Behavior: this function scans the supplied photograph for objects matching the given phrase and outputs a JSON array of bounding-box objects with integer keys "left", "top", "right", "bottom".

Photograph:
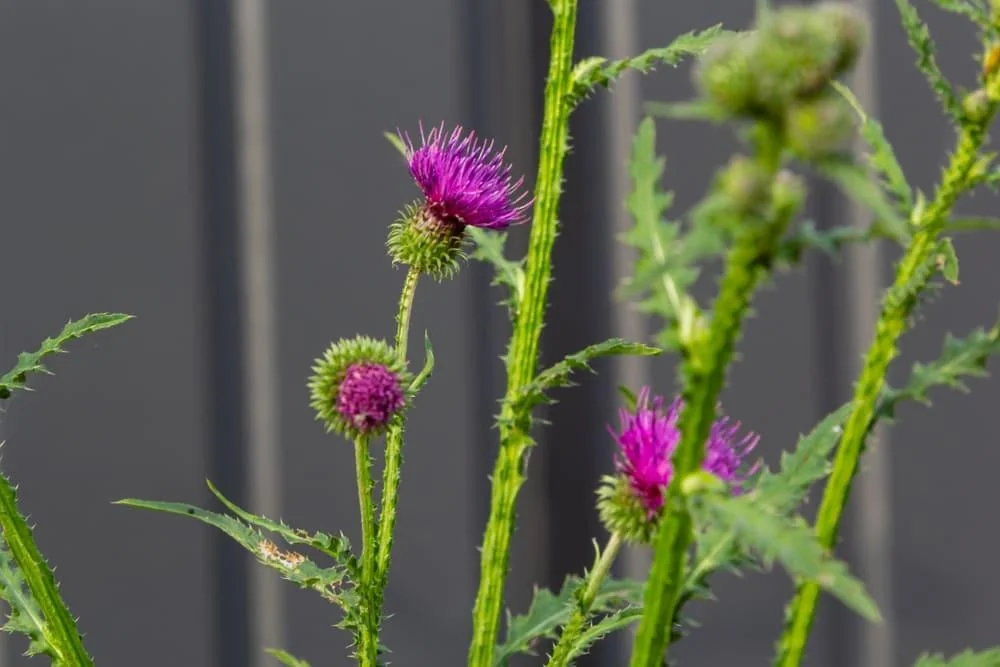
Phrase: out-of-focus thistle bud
[
  {"left": 718, "top": 155, "right": 771, "bottom": 215},
  {"left": 992, "top": 0, "right": 1000, "bottom": 30},
  {"left": 983, "top": 43, "right": 1000, "bottom": 82},
  {"left": 963, "top": 89, "right": 992, "bottom": 123},
  {"left": 753, "top": 3, "right": 867, "bottom": 110},
  {"left": 770, "top": 170, "right": 807, "bottom": 218},
  {"left": 693, "top": 33, "right": 760, "bottom": 117},
  {"left": 785, "top": 92, "right": 855, "bottom": 161}
]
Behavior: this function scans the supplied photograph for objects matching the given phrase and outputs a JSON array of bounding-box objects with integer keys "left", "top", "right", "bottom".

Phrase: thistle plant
[{"left": 6, "top": 0, "right": 1000, "bottom": 666}]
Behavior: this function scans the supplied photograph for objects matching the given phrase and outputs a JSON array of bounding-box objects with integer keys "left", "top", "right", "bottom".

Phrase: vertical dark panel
[
  {"left": 194, "top": 1, "right": 252, "bottom": 665},
  {"left": 0, "top": 2, "right": 213, "bottom": 665}
]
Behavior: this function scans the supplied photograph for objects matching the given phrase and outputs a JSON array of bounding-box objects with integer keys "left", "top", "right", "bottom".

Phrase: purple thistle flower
[
  {"left": 609, "top": 387, "right": 759, "bottom": 519},
  {"left": 399, "top": 122, "right": 531, "bottom": 230},
  {"left": 336, "top": 362, "right": 406, "bottom": 434}
]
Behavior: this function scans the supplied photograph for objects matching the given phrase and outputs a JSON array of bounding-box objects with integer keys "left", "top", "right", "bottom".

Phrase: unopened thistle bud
[
  {"left": 718, "top": 155, "right": 771, "bottom": 215},
  {"left": 753, "top": 3, "right": 866, "bottom": 109},
  {"left": 694, "top": 33, "right": 760, "bottom": 117},
  {"left": 388, "top": 123, "right": 531, "bottom": 281},
  {"left": 963, "top": 89, "right": 992, "bottom": 123},
  {"left": 308, "top": 336, "right": 412, "bottom": 440},
  {"left": 596, "top": 388, "right": 759, "bottom": 545},
  {"left": 785, "top": 92, "right": 855, "bottom": 161},
  {"left": 770, "top": 170, "right": 807, "bottom": 217}
]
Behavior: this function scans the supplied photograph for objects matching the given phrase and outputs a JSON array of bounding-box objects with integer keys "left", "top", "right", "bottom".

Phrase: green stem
[
  {"left": 546, "top": 533, "right": 624, "bottom": 667},
  {"left": 774, "top": 111, "right": 996, "bottom": 666},
  {"left": 467, "top": 4, "right": 579, "bottom": 664},
  {"left": 630, "top": 144, "right": 792, "bottom": 667},
  {"left": 372, "top": 266, "right": 420, "bottom": 644},
  {"left": 0, "top": 471, "right": 94, "bottom": 666},
  {"left": 355, "top": 436, "right": 379, "bottom": 667}
]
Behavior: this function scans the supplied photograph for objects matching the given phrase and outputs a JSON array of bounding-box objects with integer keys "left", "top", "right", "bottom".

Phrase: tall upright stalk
[
  {"left": 466, "top": 2, "right": 579, "bottom": 665},
  {"left": 774, "top": 89, "right": 999, "bottom": 667}
]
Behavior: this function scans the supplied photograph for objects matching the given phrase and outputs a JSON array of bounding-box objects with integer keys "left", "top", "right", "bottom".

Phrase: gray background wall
[{"left": 0, "top": 1, "right": 996, "bottom": 666}]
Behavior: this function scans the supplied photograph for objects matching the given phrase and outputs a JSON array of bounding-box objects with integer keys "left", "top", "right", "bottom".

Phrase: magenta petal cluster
[
  {"left": 336, "top": 362, "right": 406, "bottom": 434},
  {"left": 400, "top": 122, "right": 531, "bottom": 230},
  {"left": 610, "top": 388, "right": 759, "bottom": 518}
]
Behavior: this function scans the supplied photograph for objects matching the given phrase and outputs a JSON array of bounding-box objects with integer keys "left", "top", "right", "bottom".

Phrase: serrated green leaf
[
  {"left": 692, "top": 493, "right": 881, "bottom": 622},
  {"left": 467, "top": 227, "right": 526, "bottom": 321},
  {"left": 895, "top": 0, "right": 963, "bottom": 120},
  {"left": 753, "top": 403, "right": 854, "bottom": 515},
  {"left": 878, "top": 315, "right": 1000, "bottom": 420},
  {"left": 833, "top": 81, "right": 913, "bottom": 212},
  {"left": 565, "top": 606, "right": 644, "bottom": 662},
  {"left": 0, "top": 313, "right": 132, "bottom": 399},
  {"left": 914, "top": 647, "right": 1000, "bottom": 667},
  {"left": 937, "top": 238, "right": 960, "bottom": 284},
  {"left": 117, "top": 496, "right": 354, "bottom": 606},
  {"left": 493, "top": 576, "right": 644, "bottom": 666},
  {"left": 568, "top": 26, "right": 726, "bottom": 106},
  {"left": 511, "top": 339, "right": 661, "bottom": 417},
  {"left": 266, "top": 648, "right": 312, "bottom": 667},
  {"left": 205, "top": 480, "right": 359, "bottom": 578},
  {"left": 0, "top": 543, "right": 54, "bottom": 658},
  {"left": 815, "top": 156, "right": 911, "bottom": 244},
  {"left": 644, "top": 99, "right": 729, "bottom": 123},
  {"left": 774, "top": 221, "right": 872, "bottom": 267},
  {"left": 409, "top": 331, "right": 435, "bottom": 392},
  {"left": 925, "top": 0, "right": 991, "bottom": 28},
  {"left": 943, "top": 216, "right": 1000, "bottom": 233}
]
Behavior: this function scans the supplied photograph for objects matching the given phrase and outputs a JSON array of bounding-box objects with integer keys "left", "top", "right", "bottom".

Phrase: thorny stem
[
  {"left": 354, "top": 436, "right": 379, "bottom": 667},
  {"left": 546, "top": 533, "right": 624, "bottom": 667},
  {"left": 466, "top": 1, "right": 579, "bottom": 665},
  {"left": 631, "top": 124, "right": 791, "bottom": 667},
  {"left": 774, "top": 86, "right": 999, "bottom": 667},
  {"left": 372, "top": 266, "right": 421, "bottom": 644}
]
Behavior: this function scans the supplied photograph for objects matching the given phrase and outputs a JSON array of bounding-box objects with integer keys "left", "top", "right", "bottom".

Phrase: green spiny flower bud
[
  {"left": 388, "top": 202, "right": 467, "bottom": 281},
  {"left": 785, "top": 92, "right": 855, "bottom": 161},
  {"left": 770, "top": 170, "right": 807, "bottom": 218},
  {"left": 597, "top": 475, "right": 659, "bottom": 545},
  {"left": 815, "top": 2, "right": 868, "bottom": 75},
  {"left": 308, "top": 336, "right": 413, "bottom": 440},
  {"left": 718, "top": 155, "right": 771, "bottom": 215},
  {"left": 693, "top": 33, "right": 760, "bottom": 117},
  {"left": 753, "top": 4, "right": 858, "bottom": 109},
  {"left": 963, "top": 89, "right": 992, "bottom": 123}
]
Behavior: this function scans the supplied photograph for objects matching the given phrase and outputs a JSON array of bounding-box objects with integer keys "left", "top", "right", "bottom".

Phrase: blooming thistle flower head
[
  {"left": 308, "top": 336, "right": 412, "bottom": 440},
  {"left": 597, "top": 388, "right": 759, "bottom": 544},
  {"left": 387, "top": 122, "right": 531, "bottom": 280}
]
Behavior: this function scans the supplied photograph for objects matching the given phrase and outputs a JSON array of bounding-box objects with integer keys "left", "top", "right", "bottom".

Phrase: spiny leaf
[
  {"left": 0, "top": 313, "right": 132, "bottom": 399},
  {"left": 815, "top": 156, "right": 911, "bottom": 244},
  {"left": 774, "top": 221, "right": 872, "bottom": 267},
  {"left": 467, "top": 227, "right": 525, "bottom": 320},
  {"left": 266, "top": 648, "right": 312, "bottom": 667},
  {"left": 926, "top": 0, "right": 991, "bottom": 28},
  {"left": 752, "top": 403, "right": 854, "bottom": 515},
  {"left": 0, "top": 544, "right": 53, "bottom": 658},
  {"left": 0, "top": 470, "right": 93, "bottom": 665},
  {"left": 937, "top": 237, "right": 960, "bottom": 284},
  {"left": 620, "top": 117, "right": 715, "bottom": 349},
  {"left": 895, "top": 0, "right": 963, "bottom": 120},
  {"left": 511, "top": 339, "right": 661, "bottom": 416},
  {"left": 565, "top": 606, "right": 644, "bottom": 662},
  {"left": 205, "top": 480, "right": 359, "bottom": 578},
  {"left": 493, "top": 576, "right": 644, "bottom": 666},
  {"left": 644, "top": 99, "right": 729, "bottom": 123},
  {"left": 691, "top": 493, "right": 881, "bottom": 622},
  {"left": 943, "top": 216, "right": 1000, "bottom": 233},
  {"left": 409, "top": 331, "right": 435, "bottom": 393},
  {"left": 915, "top": 647, "right": 1000, "bottom": 666},
  {"left": 877, "top": 314, "right": 1000, "bottom": 421},
  {"left": 568, "top": 26, "right": 727, "bottom": 106},
  {"left": 833, "top": 81, "right": 913, "bottom": 212},
  {"left": 117, "top": 497, "right": 354, "bottom": 606}
]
